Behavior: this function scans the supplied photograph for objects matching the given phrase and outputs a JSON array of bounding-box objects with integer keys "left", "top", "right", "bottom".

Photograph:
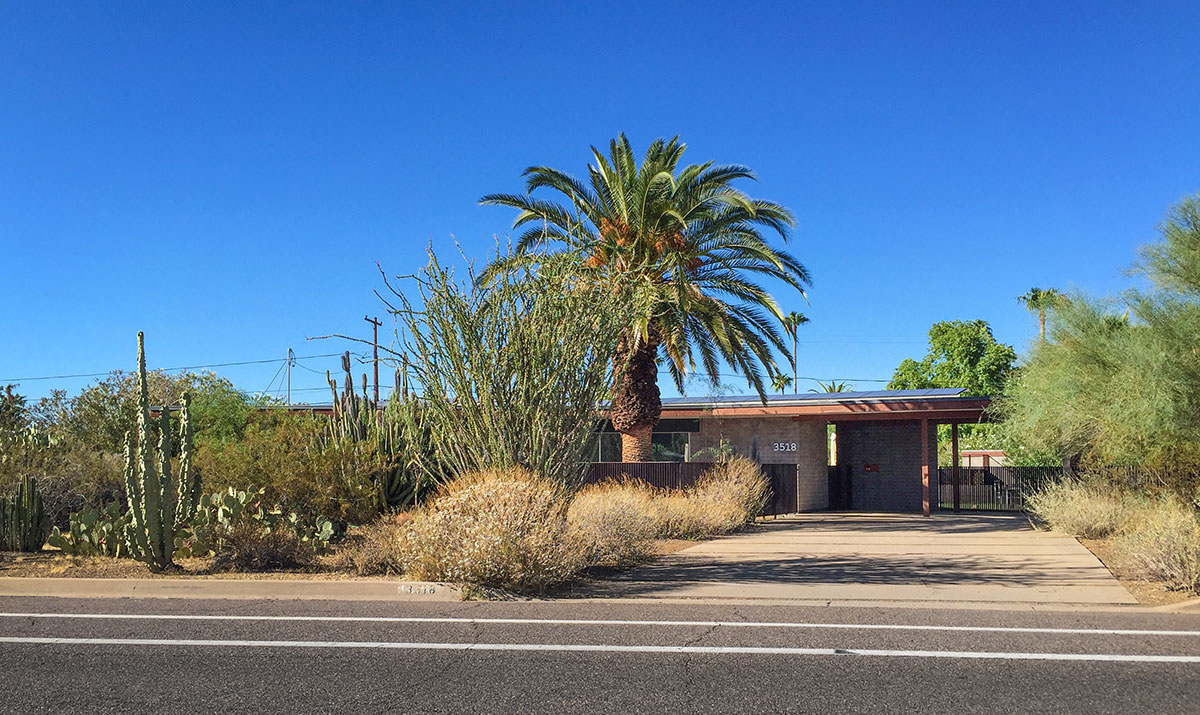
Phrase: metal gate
[{"left": 936, "top": 466, "right": 1058, "bottom": 511}]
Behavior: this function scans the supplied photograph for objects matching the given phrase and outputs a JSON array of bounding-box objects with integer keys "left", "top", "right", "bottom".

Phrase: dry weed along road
[{"left": 0, "top": 597, "right": 1198, "bottom": 714}]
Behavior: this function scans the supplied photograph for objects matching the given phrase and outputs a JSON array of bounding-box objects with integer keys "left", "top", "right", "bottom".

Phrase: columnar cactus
[
  {"left": 0, "top": 476, "right": 49, "bottom": 552},
  {"left": 124, "top": 332, "right": 201, "bottom": 571}
]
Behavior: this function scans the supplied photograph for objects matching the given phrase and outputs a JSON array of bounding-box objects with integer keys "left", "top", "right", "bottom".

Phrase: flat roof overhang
[{"left": 657, "top": 393, "right": 990, "bottom": 423}]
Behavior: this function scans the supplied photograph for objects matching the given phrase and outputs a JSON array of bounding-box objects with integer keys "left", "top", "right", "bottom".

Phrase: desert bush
[
  {"left": 653, "top": 489, "right": 743, "bottom": 539},
  {"left": 657, "top": 458, "right": 769, "bottom": 538},
  {"left": 334, "top": 514, "right": 409, "bottom": 576},
  {"left": 210, "top": 520, "right": 314, "bottom": 571},
  {"left": 181, "top": 487, "right": 334, "bottom": 558},
  {"left": 694, "top": 457, "right": 771, "bottom": 526},
  {"left": 195, "top": 412, "right": 381, "bottom": 527},
  {"left": 567, "top": 480, "right": 657, "bottom": 567},
  {"left": 399, "top": 468, "right": 582, "bottom": 592},
  {"left": 1115, "top": 500, "right": 1200, "bottom": 593},
  {"left": 1026, "top": 478, "right": 1136, "bottom": 538}
]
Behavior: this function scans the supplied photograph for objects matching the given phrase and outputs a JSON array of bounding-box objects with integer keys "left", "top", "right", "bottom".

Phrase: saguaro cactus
[
  {"left": 124, "top": 332, "right": 202, "bottom": 571},
  {"left": 0, "top": 476, "right": 49, "bottom": 552}
]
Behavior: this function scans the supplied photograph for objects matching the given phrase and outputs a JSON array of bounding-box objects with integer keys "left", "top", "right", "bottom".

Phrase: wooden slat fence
[{"left": 582, "top": 462, "right": 801, "bottom": 516}]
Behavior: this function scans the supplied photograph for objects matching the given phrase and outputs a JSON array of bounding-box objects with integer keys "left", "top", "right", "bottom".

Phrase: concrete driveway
[{"left": 586, "top": 513, "right": 1138, "bottom": 608}]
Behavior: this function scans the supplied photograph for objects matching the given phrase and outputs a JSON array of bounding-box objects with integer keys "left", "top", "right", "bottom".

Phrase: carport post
[
  {"left": 921, "top": 418, "right": 931, "bottom": 517},
  {"left": 951, "top": 422, "right": 961, "bottom": 513}
]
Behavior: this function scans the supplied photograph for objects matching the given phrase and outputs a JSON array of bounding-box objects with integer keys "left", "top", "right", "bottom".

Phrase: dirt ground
[
  {"left": 0, "top": 550, "right": 360, "bottom": 580},
  {"left": 0, "top": 538, "right": 704, "bottom": 581},
  {"left": 1079, "top": 537, "right": 1193, "bottom": 607}
]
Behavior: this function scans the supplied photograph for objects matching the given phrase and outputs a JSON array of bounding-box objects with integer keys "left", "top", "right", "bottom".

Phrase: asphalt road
[{"left": 1, "top": 597, "right": 1198, "bottom": 714}]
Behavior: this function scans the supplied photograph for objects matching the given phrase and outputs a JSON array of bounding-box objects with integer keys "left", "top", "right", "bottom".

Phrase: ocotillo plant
[
  {"left": 0, "top": 476, "right": 49, "bottom": 552},
  {"left": 123, "top": 332, "right": 202, "bottom": 571}
]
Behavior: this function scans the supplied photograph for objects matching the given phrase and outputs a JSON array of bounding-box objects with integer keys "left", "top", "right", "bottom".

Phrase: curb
[
  {"left": 1154, "top": 597, "right": 1200, "bottom": 614},
  {"left": 0, "top": 577, "right": 463, "bottom": 602}
]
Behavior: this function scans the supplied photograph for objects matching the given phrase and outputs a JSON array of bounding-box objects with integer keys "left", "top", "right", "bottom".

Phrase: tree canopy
[
  {"left": 887, "top": 320, "right": 1016, "bottom": 397},
  {"left": 997, "top": 194, "right": 1200, "bottom": 485}
]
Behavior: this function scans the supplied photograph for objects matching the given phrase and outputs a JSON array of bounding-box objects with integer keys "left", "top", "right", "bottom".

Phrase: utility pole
[
  {"left": 286, "top": 348, "right": 295, "bottom": 405},
  {"left": 364, "top": 316, "right": 382, "bottom": 407}
]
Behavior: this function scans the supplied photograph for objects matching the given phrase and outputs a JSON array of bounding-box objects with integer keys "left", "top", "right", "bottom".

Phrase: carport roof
[{"left": 659, "top": 388, "right": 990, "bottom": 422}]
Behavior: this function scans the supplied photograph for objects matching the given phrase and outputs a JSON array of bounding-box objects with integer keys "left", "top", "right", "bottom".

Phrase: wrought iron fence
[
  {"left": 582, "top": 462, "right": 800, "bottom": 516},
  {"left": 936, "top": 466, "right": 1060, "bottom": 511}
]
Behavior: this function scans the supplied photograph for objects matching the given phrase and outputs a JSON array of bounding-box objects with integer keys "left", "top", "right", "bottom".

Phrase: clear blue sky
[{"left": 3, "top": 1, "right": 1198, "bottom": 402}]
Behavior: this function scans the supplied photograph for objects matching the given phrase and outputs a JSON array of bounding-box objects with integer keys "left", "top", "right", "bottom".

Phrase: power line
[{"left": 0, "top": 352, "right": 359, "bottom": 383}]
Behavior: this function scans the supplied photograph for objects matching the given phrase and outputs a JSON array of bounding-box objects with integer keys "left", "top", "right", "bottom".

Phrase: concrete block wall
[
  {"left": 795, "top": 420, "right": 829, "bottom": 511},
  {"left": 834, "top": 421, "right": 937, "bottom": 513},
  {"left": 688, "top": 415, "right": 829, "bottom": 511}
]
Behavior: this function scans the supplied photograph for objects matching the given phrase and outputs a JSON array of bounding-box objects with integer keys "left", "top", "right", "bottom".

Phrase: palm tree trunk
[
  {"left": 610, "top": 335, "right": 661, "bottom": 462},
  {"left": 1039, "top": 311, "right": 1046, "bottom": 342},
  {"left": 792, "top": 330, "right": 798, "bottom": 394}
]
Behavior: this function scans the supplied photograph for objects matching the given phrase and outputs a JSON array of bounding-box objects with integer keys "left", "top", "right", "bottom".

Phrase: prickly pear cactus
[{"left": 123, "top": 332, "right": 202, "bottom": 571}]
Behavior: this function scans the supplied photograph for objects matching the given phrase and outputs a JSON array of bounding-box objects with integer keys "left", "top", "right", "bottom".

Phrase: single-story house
[{"left": 593, "top": 388, "right": 990, "bottom": 516}]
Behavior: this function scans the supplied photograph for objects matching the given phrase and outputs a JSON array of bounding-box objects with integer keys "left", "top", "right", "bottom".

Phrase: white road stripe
[
  {"left": 0, "top": 636, "right": 1196, "bottom": 662},
  {"left": 0, "top": 612, "right": 1196, "bottom": 637}
]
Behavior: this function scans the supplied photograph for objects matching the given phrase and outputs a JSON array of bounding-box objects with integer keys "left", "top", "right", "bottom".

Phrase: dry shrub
[
  {"left": 694, "top": 457, "right": 771, "bottom": 526},
  {"left": 1115, "top": 500, "right": 1200, "bottom": 593},
  {"left": 654, "top": 491, "right": 742, "bottom": 539},
  {"left": 1026, "top": 479, "right": 1133, "bottom": 538},
  {"left": 211, "top": 522, "right": 313, "bottom": 571},
  {"left": 399, "top": 468, "right": 582, "bottom": 593},
  {"left": 567, "top": 480, "right": 657, "bottom": 567},
  {"left": 658, "top": 458, "right": 769, "bottom": 539},
  {"left": 334, "top": 515, "right": 408, "bottom": 576}
]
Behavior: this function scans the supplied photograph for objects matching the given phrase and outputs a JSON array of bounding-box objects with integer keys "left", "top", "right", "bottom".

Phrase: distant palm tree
[
  {"left": 770, "top": 372, "right": 793, "bottom": 395},
  {"left": 480, "top": 135, "right": 810, "bottom": 461},
  {"left": 1018, "top": 288, "right": 1065, "bottom": 342},
  {"left": 781, "top": 311, "right": 809, "bottom": 394},
  {"left": 809, "top": 379, "right": 852, "bottom": 393}
]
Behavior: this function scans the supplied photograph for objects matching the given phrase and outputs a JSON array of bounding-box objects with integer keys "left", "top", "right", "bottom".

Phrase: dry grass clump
[
  {"left": 334, "top": 514, "right": 409, "bottom": 576},
  {"left": 567, "top": 480, "right": 658, "bottom": 567},
  {"left": 398, "top": 468, "right": 581, "bottom": 593},
  {"left": 1026, "top": 479, "right": 1132, "bottom": 538},
  {"left": 575, "top": 458, "right": 771, "bottom": 542},
  {"left": 1115, "top": 499, "right": 1200, "bottom": 593},
  {"left": 210, "top": 522, "right": 314, "bottom": 572},
  {"left": 1030, "top": 479, "right": 1200, "bottom": 594}
]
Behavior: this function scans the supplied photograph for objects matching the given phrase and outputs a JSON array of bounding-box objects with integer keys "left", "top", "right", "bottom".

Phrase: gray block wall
[
  {"left": 688, "top": 415, "right": 829, "bottom": 511},
  {"left": 834, "top": 420, "right": 937, "bottom": 513}
]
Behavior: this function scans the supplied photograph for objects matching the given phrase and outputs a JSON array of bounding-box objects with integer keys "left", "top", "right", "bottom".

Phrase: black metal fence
[
  {"left": 582, "top": 462, "right": 801, "bottom": 516},
  {"left": 936, "top": 466, "right": 1060, "bottom": 511}
]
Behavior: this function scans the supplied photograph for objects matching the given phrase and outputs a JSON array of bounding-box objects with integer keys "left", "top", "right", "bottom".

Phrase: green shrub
[
  {"left": 1115, "top": 500, "right": 1200, "bottom": 593},
  {"left": 1026, "top": 479, "right": 1134, "bottom": 538},
  {"left": 195, "top": 413, "right": 381, "bottom": 527},
  {"left": 567, "top": 480, "right": 657, "bottom": 567},
  {"left": 399, "top": 468, "right": 582, "bottom": 592}
]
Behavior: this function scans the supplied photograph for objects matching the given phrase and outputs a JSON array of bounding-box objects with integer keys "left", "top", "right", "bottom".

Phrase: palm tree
[
  {"left": 1018, "top": 288, "right": 1064, "bottom": 342},
  {"left": 480, "top": 134, "right": 811, "bottom": 461},
  {"left": 809, "top": 379, "right": 852, "bottom": 393},
  {"left": 781, "top": 311, "right": 809, "bottom": 393},
  {"left": 770, "top": 372, "right": 793, "bottom": 395}
]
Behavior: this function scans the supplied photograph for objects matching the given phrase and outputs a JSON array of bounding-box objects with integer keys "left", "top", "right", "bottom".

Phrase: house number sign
[{"left": 772, "top": 442, "right": 798, "bottom": 452}]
